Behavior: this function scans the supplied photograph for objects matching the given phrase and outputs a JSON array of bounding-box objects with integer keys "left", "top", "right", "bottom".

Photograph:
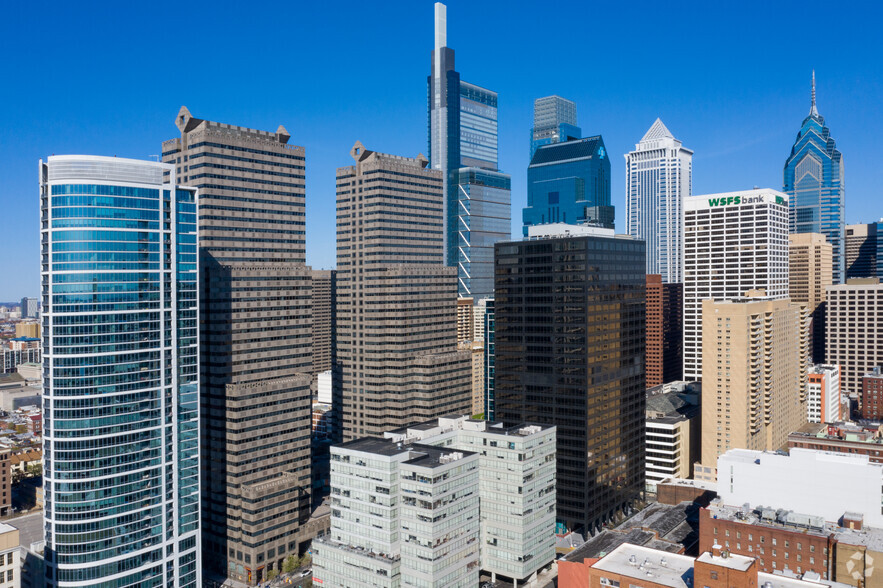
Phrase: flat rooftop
[
  {"left": 334, "top": 437, "right": 476, "bottom": 469},
  {"left": 590, "top": 543, "right": 695, "bottom": 588},
  {"left": 697, "top": 550, "right": 754, "bottom": 571}
]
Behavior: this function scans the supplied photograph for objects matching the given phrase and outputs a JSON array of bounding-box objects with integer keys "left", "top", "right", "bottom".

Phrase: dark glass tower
[
  {"left": 784, "top": 72, "right": 845, "bottom": 284},
  {"left": 494, "top": 228, "right": 646, "bottom": 534},
  {"left": 522, "top": 136, "right": 613, "bottom": 235}
]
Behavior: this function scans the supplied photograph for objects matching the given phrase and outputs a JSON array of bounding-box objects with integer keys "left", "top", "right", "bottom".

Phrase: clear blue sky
[{"left": 1, "top": 0, "right": 881, "bottom": 300}]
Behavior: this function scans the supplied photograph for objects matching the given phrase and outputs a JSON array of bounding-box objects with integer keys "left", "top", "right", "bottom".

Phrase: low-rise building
[
  {"left": 788, "top": 423, "right": 883, "bottom": 464},
  {"left": 0, "top": 523, "right": 20, "bottom": 588}
]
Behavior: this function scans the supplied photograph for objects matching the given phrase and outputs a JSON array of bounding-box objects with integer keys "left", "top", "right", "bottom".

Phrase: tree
[
  {"left": 267, "top": 567, "right": 278, "bottom": 580},
  {"left": 282, "top": 555, "right": 297, "bottom": 574},
  {"left": 300, "top": 553, "right": 311, "bottom": 567}
]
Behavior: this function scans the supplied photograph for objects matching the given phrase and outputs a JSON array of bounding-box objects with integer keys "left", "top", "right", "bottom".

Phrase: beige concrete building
[
  {"left": 0, "top": 523, "right": 19, "bottom": 588},
  {"left": 789, "top": 233, "right": 832, "bottom": 363},
  {"left": 845, "top": 223, "right": 877, "bottom": 279},
  {"left": 13, "top": 323, "right": 39, "bottom": 339},
  {"left": 645, "top": 384, "right": 700, "bottom": 490},
  {"left": 163, "top": 107, "right": 314, "bottom": 585},
  {"left": 827, "top": 278, "right": 883, "bottom": 397},
  {"left": 336, "top": 142, "right": 471, "bottom": 440},
  {"left": 696, "top": 292, "right": 808, "bottom": 481},
  {"left": 460, "top": 341, "right": 485, "bottom": 416},
  {"left": 457, "top": 297, "right": 474, "bottom": 343}
]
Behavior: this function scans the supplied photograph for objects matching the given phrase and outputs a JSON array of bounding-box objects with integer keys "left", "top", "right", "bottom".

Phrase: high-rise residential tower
[
  {"left": 336, "top": 142, "right": 471, "bottom": 440},
  {"left": 789, "top": 233, "right": 832, "bottom": 363},
  {"left": 494, "top": 225, "right": 646, "bottom": 533},
  {"left": 522, "top": 136, "right": 613, "bottom": 234},
  {"left": 625, "top": 118, "right": 693, "bottom": 282},
  {"left": 162, "top": 108, "right": 314, "bottom": 585},
  {"left": 683, "top": 190, "right": 790, "bottom": 382},
  {"left": 784, "top": 73, "right": 845, "bottom": 284},
  {"left": 697, "top": 293, "right": 808, "bottom": 481},
  {"left": 41, "top": 155, "right": 200, "bottom": 587},
  {"left": 530, "top": 95, "right": 582, "bottom": 159},
  {"left": 428, "top": 2, "right": 512, "bottom": 301}
]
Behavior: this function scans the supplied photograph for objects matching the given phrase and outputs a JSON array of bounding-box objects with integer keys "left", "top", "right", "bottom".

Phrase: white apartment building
[
  {"left": 313, "top": 439, "right": 480, "bottom": 588},
  {"left": 807, "top": 364, "right": 841, "bottom": 423},
  {"left": 313, "top": 416, "right": 556, "bottom": 587},
  {"left": 826, "top": 278, "right": 883, "bottom": 396},
  {"left": 683, "top": 189, "right": 790, "bottom": 381},
  {"left": 625, "top": 118, "right": 693, "bottom": 283},
  {"left": 717, "top": 448, "right": 883, "bottom": 527},
  {"left": 385, "top": 416, "right": 557, "bottom": 584}
]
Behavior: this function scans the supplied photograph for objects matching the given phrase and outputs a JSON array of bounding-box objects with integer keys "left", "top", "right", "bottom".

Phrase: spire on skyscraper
[{"left": 810, "top": 70, "right": 819, "bottom": 117}]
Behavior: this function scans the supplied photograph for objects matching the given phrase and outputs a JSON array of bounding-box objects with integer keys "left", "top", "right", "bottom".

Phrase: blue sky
[{"left": 1, "top": 0, "right": 881, "bottom": 300}]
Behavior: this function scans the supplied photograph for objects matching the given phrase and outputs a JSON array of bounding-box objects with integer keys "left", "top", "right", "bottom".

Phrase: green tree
[
  {"left": 267, "top": 567, "right": 278, "bottom": 580},
  {"left": 300, "top": 553, "right": 311, "bottom": 567},
  {"left": 282, "top": 555, "right": 297, "bottom": 574}
]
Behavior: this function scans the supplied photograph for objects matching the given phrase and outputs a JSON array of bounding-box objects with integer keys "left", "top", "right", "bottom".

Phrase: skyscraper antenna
[{"left": 810, "top": 70, "right": 819, "bottom": 117}]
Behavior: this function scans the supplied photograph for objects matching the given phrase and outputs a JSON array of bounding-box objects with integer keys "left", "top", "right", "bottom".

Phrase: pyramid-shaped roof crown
[{"left": 641, "top": 118, "right": 674, "bottom": 142}]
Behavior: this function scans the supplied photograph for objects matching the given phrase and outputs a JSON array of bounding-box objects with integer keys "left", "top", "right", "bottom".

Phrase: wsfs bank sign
[{"left": 707, "top": 195, "right": 786, "bottom": 207}]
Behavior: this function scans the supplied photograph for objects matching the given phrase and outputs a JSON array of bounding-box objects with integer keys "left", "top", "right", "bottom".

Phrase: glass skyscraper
[
  {"left": 429, "top": 2, "right": 511, "bottom": 301},
  {"left": 40, "top": 155, "right": 200, "bottom": 587},
  {"left": 784, "top": 73, "right": 845, "bottom": 284},
  {"left": 625, "top": 118, "right": 693, "bottom": 283},
  {"left": 522, "top": 136, "right": 613, "bottom": 235},
  {"left": 530, "top": 95, "right": 582, "bottom": 159}
]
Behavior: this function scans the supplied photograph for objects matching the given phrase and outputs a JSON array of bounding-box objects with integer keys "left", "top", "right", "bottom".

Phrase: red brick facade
[
  {"left": 646, "top": 275, "right": 682, "bottom": 387},
  {"left": 861, "top": 374, "right": 883, "bottom": 420}
]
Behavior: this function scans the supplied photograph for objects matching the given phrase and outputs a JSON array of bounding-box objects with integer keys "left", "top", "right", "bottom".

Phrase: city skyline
[{"left": 2, "top": 0, "right": 883, "bottom": 298}]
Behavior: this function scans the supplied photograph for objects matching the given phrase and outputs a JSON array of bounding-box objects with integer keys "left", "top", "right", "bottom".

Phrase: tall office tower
[
  {"left": 19, "top": 297, "right": 37, "bottom": 319},
  {"left": 625, "top": 118, "right": 693, "bottom": 282},
  {"left": 522, "top": 136, "right": 614, "bottom": 235},
  {"left": 846, "top": 223, "right": 878, "bottom": 279},
  {"left": 40, "top": 155, "right": 200, "bottom": 587},
  {"left": 162, "top": 108, "right": 314, "bottom": 585},
  {"left": 428, "top": 2, "right": 512, "bottom": 300},
  {"left": 807, "top": 364, "right": 841, "bottom": 423},
  {"left": 530, "top": 95, "right": 582, "bottom": 159},
  {"left": 789, "top": 233, "right": 832, "bottom": 363},
  {"left": 311, "top": 270, "right": 336, "bottom": 374},
  {"left": 683, "top": 190, "right": 790, "bottom": 382},
  {"left": 645, "top": 275, "right": 683, "bottom": 387},
  {"left": 784, "top": 73, "right": 845, "bottom": 284},
  {"left": 494, "top": 225, "right": 646, "bottom": 533},
  {"left": 336, "top": 142, "right": 471, "bottom": 440},
  {"left": 697, "top": 294, "right": 808, "bottom": 480},
  {"left": 827, "top": 278, "right": 883, "bottom": 396}
]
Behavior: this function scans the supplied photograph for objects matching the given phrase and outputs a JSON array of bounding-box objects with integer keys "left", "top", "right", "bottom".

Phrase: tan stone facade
[
  {"left": 699, "top": 293, "right": 808, "bottom": 477},
  {"left": 163, "top": 107, "right": 314, "bottom": 585},
  {"left": 336, "top": 142, "right": 471, "bottom": 441},
  {"left": 827, "top": 279, "right": 883, "bottom": 396},
  {"left": 789, "top": 233, "right": 832, "bottom": 362},
  {"left": 457, "top": 297, "right": 474, "bottom": 343}
]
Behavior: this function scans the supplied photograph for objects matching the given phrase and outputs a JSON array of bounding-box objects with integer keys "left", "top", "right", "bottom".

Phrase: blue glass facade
[
  {"left": 41, "top": 156, "right": 199, "bottom": 588},
  {"left": 784, "top": 77, "right": 845, "bottom": 283},
  {"left": 429, "top": 6, "right": 511, "bottom": 298},
  {"left": 530, "top": 96, "right": 582, "bottom": 159},
  {"left": 523, "top": 136, "right": 612, "bottom": 235},
  {"left": 454, "top": 169, "right": 511, "bottom": 301}
]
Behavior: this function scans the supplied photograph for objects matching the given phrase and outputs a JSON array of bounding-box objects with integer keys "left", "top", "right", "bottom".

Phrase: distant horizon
[{"left": 2, "top": 0, "right": 881, "bottom": 299}]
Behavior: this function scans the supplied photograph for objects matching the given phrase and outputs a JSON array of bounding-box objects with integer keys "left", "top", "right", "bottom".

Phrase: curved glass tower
[
  {"left": 784, "top": 72, "right": 845, "bottom": 284},
  {"left": 40, "top": 155, "right": 200, "bottom": 587}
]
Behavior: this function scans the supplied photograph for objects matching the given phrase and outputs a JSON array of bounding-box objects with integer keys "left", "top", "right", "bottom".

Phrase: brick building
[
  {"left": 862, "top": 368, "right": 883, "bottom": 420},
  {"left": 646, "top": 275, "right": 683, "bottom": 387},
  {"left": 788, "top": 422, "right": 883, "bottom": 464}
]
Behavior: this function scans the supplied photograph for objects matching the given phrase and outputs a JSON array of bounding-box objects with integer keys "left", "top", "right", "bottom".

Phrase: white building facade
[
  {"left": 683, "top": 190, "right": 790, "bottom": 381},
  {"left": 717, "top": 448, "right": 883, "bottom": 527},
  {"left": 807, "top": 364, "right": 842, "bottom": 423},
  {"left": 625, "top": 119, "right": 693, "bottom": 283}
]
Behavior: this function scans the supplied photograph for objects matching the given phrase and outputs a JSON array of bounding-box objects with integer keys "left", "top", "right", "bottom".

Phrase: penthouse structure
[
  {"left": 683, "top": 190, "right": 790, "bottom": 382},
  {"left": 163, "top": 107, "right": 314, "bottom": 584},
  {"left": 336, "top": 142, "right": 471, "bottom": 440}
]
